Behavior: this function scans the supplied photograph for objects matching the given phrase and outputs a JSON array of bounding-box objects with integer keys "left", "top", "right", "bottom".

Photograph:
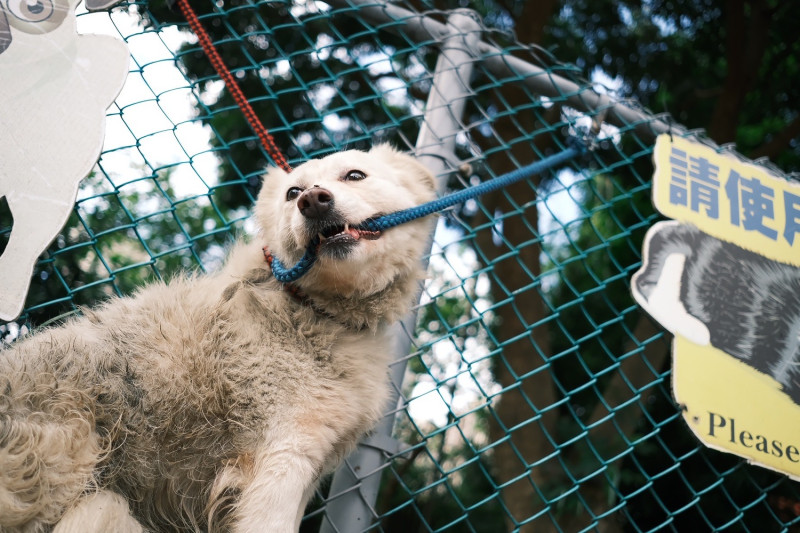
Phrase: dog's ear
[
  {"left": 256, "top": 165, "right": 290, "bottom": 201},
  {"left": 369, "top": 144, "right": 437, "bottom": 197},
  {"left": 254, "top": 165, "right": 291, "bottom": 243},
  {"left": 368, "top": 143, "right": 401, "bottom": 160}
]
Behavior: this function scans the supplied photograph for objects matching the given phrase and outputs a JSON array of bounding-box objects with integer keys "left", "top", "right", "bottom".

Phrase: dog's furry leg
[
  {"left": 232, "top": 430, "right": 332, "bottom": 533},
  {"left": 232, "top": 452, "right": 316, "bottom": 533},
  {"left": 294, "top": 485, "right": 317, "bottom": 532},
  {"left": 52, "top": 491, "right": 143, "bottom": 533},
  {"left": 0, "top": 367, "right": 103, "bottom": 531}
]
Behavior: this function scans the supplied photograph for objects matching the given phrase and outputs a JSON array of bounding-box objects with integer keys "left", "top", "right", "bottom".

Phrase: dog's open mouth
[
  {"left": 318, "top": 223, "right": 381, "bottom": 244},
  {"left": 314, "top": 220, "right": 382, "bottom": 258}
]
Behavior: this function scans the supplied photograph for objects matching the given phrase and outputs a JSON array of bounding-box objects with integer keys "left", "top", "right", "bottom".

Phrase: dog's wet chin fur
[{"left": 0, "top": 145, "right": 436, "bottom": 532}]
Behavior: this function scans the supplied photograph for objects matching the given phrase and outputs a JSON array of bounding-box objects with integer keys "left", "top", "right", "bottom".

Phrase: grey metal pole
[
  {"left": 324, "top": 0, "right": 685, "bottom": 140},
  {"left": 319, "top": 10, "right": 482, "bottom": 533}
]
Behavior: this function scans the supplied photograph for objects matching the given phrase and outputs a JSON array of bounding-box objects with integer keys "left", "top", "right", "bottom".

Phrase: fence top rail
[{"left": 323, "top": 0, "right": 683, "bottom": 141}]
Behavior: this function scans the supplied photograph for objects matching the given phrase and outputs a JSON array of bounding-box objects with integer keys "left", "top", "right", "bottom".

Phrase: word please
[{"left": 708, "top": 412, "right": 800, "bottom": 461}]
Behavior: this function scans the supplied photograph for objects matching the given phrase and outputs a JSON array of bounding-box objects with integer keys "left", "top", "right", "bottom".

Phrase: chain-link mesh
[{"left": 2, "top": 1, "right": 799, "bottom": 531}]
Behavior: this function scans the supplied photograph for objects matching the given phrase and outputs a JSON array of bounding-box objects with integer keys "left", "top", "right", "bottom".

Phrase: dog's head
[{"left": 255, "top": 145, "right": 437, "bottom": 297}]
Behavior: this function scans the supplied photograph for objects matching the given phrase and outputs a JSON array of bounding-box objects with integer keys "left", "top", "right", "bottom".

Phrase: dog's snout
[{"left": 298, "top": 187, "right": 334, "bottom": 219}]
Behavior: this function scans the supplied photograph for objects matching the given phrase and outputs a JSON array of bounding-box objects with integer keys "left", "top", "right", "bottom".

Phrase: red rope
[{"left": 176, "top": 0, "right": 292, "bottom": 173}]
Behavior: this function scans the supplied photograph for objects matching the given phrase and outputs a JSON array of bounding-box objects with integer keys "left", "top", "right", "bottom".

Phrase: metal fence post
[{"left": 319, "top": 10, "right": 482, "bottom": 533}]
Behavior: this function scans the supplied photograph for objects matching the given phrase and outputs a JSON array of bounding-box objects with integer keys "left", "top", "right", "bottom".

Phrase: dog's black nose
[{"left": 298, "top": 187, "right": 334, "bottom": 219}]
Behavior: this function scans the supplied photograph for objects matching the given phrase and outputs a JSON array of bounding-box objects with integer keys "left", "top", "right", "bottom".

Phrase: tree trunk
[
  {"left": 708, "top": 0, "right": 771, "bottom": 143},
  {"left": 474, "top": 103, "right": 563, "bottom": 533},
  {"left": 471, "top": 4, "right": 562, "bottom": 531}
]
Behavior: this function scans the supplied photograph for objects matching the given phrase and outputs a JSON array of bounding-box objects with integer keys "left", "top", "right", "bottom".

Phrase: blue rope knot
[
  {"left": 269, "top": 139, "right": 587, "bottom": 283},
  {"left": 270, "top": 242, "right": 319, "bottom": 283}
]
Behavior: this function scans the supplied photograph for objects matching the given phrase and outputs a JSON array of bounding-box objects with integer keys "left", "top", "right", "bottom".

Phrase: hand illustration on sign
[{"left": 0, "top": 0, "right": 129, "bottom": 320}]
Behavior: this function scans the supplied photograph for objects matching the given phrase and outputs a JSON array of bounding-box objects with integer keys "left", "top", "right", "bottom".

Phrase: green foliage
[
  {"left": 4, "top": 169, "right": 237, "bottom": 332},
  {"left": 544, "top": 142, "right": 657, "bottom": 409},
  {"left": 544, "top": 0, "right": 800, "bottom": 169}
]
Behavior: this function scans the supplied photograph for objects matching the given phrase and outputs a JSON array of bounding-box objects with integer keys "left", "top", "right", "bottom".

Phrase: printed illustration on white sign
[{"left": 0, "top": 0, "right": 128, "bottom": 320}]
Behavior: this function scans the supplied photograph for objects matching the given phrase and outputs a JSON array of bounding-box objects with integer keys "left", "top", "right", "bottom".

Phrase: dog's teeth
[
  {"left": 318, "top": 233, "right": 326, "bottom": 242},
  {"left": 344, "top": 223, "right": 350, "bottom": 232}
]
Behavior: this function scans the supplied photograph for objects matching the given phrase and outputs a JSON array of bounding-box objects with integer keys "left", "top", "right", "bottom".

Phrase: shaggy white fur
[{"left": 0, "top": 145, "right": 436, "bottom": 533}]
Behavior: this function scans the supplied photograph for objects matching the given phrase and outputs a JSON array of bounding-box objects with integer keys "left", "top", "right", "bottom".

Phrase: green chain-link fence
[{"left": 2, "top": 1, "right": 799, "bottom": 531}]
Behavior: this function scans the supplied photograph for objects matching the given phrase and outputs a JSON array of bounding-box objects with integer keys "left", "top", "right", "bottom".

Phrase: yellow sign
[
  {"left": 652, "top": 134, "right": 800, "bottom": 266},
  {"left": 633, "top": 134, "right": 800, "bottom": 480}
]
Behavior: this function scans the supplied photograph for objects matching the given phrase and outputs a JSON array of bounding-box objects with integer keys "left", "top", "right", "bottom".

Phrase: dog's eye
[
  {"left": 343, "top": 170, "right": 367, "bottom": 181},
  {"left": 286, "top": 187, "right": 303, "bottom": 201}
]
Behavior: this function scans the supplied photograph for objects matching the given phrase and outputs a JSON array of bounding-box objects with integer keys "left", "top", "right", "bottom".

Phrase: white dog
[
  {"left": 0, "top": 0, "right": 128, "bottom": 320},
  {"left": 0, "top": 145, "right": 436, "bottom": 532}
]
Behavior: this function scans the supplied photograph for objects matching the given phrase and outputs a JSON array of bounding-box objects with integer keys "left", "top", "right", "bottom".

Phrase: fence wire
[{"left": 2, "top": 0, "right": 799, "bottom": 532}]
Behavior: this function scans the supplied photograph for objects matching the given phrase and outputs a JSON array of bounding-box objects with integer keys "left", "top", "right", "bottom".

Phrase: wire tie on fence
[
  {"left": 590, "top": 108, "right": 608, "bottom": 149},
  {"left": 268, "top": 138, "right": 588, "bottom": 283}
]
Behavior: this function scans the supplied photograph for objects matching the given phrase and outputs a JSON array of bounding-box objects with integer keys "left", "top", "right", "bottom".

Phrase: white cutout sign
[{"left": 0, "top": 0, "right": 129, "bottom": 320}]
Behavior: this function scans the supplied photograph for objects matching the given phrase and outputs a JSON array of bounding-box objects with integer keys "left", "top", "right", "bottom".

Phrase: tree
[{"left": 548, "top": 0, "right": 799, "bottom": 168}]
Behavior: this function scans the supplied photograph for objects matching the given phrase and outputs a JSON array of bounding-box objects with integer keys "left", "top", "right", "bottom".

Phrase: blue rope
[{"left": 270, "top": 142, "right": 585, "bottom": 283}]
